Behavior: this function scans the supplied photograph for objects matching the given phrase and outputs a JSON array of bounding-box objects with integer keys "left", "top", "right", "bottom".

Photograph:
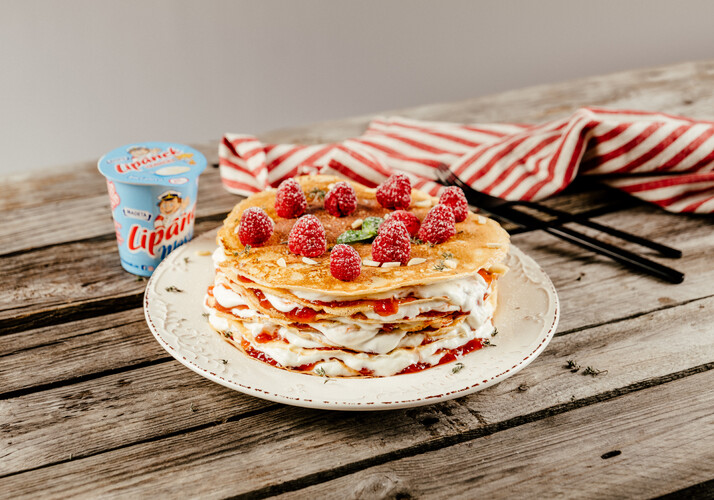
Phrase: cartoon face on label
[
  {"left": 155, "top": 190, "right": 190, "bottom": 228},
  {"left": 128, "top": 146, "right": 160, "bottom": 158}
]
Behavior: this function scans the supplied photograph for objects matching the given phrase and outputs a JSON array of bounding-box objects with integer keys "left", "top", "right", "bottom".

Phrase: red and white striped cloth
[{"left": 219, "top": 107, "right": 714, "bottom": 214}]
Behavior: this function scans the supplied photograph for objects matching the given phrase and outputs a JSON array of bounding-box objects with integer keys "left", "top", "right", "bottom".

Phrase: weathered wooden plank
[
  {"left": 0, "top": 218, "right": 223, "bottom": 334},
  {"left": 524, "top": 206, "right": 714, "bottom": 331},
  {"left": 0, "top": 309, "right": 165, "bottom": 396},
  {"left": 277, "top": 369, "right": 714, "bottom": 500},
  {"left": 2, "top": 61, "right": 713, "bottom": 254},
  {"left": 0, "top": 161, "right": 104, "bottom": 212},
  {"left": 511, "top": 204, "right": 714, "bottom": 333},
  {"left": 0, "top": 362, "right": 274, "bottom": 476},
  {"left": 1, "top": 294, "right": 711, "bottom": 493}
]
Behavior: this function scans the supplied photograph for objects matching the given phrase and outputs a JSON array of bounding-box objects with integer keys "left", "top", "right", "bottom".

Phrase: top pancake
[{"left": 216, "top": 174, "right": 509, "bottom": 297}]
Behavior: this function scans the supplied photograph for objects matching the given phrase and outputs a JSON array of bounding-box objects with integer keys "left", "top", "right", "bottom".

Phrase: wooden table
[{"left": 2, "top": 61, "right": 714, "bottom": 499}]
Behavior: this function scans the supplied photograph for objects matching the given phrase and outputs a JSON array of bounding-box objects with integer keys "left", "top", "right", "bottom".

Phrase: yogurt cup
[{"left": 98, "top": 142, "right": 207, "bottom": 276}]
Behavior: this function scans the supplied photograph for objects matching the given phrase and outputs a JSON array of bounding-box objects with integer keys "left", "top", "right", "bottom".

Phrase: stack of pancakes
[{"left": 204, "top": 175, "right": 510, "bottom": 377}]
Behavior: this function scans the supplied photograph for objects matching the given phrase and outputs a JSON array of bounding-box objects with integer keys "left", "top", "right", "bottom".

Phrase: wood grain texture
[
  {"left": 2, "top": 293, "right": 711, "bottom": 492},
  {"left": 0, "top": 362, "right": 274, "bottom": 476},
  {"left": 278, "top": 369, "right": 714, "bottom": 500},
  {"left": 0, "top": 218, "right": 222, "bottom": 334},
  {"left": 0, "top": 309, "right": 162, "bottom": 396},
  {"left": 512, "top": 204, "right": 714, "bottom": 333}
]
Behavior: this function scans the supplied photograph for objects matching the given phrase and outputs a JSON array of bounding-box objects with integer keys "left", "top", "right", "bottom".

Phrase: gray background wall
[{"left": 2, "top": 0, "right": 713, "bottom": 175}]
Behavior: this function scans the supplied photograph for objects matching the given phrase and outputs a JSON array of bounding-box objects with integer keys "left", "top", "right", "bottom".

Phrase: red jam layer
[
  {"left": 223, "top": 269, "right": 494, "bottom": 322},
  {"left": 206, "top": 285, "right": 250, "bottom": 316},
  {"left": 234, "top": 336, "right": 487, "bottom": 377},
  {"left": 305, "top": 296, "right": 417, "bottom": 316},
  {"left": 240, "top": 338, "right": 316, "bottom": 371},
  {"left": 252, "top": 289, "right": 320, "bottom": 322},
  {"left": 397, "top": 338, "right": 485, "bottom": 375}
]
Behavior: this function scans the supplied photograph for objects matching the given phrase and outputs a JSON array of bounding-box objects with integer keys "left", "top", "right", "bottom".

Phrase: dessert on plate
[{"left": 204, "top": 174, "right": 510, "bottom": 377}]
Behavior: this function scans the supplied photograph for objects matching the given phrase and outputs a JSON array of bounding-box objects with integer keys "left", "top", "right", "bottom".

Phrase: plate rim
[{"left": 144, "top": 230, "right": 559, "bottom": 411}]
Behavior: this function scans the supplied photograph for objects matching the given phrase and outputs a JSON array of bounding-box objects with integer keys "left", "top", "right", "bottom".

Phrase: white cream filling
[
  {"left": 297, "top": 320, "right": 408, "bottom": 354},
  {"left": 212, "top": 283, "right": 247, "bottom": 308},
  {"left": 209, "top": 273, "right": 494, "bottom": 355},
  {"left": 360, "top": 299, "right": 458, "bottom": 321},
  {"left": 244, "top": 317, "right": 495, "bottom": 377},
  {"left": 206, "top": 294, "right": 495, "bottom": 376},
  {"left": 258, "top": 274, "right": 489, "bottom": 320},
  {"left": 212, "top": 246, "right": 227, "bottom": 266},
  {"left": 261, "top": 290, "right": 300, "bottom": 313},
  {"left": 213, "top": 244, "right": 488, "bottom": 319},
  {"left": 213, "top": 273, "right": 484, "bottom": 324},
  {"left": 209, "top": 285, "right": 265, "bottom": 319}
]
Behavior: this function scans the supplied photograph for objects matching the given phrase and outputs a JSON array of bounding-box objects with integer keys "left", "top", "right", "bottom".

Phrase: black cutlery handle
[
  {"left": 568, "top": 218, "right": 682, "bottom": 258},
  {"left": 544, "top": 225, "right": 684, "bottom": 284},
  {"left": 517, "top": 201, "right": 682, "bottom": 258}
]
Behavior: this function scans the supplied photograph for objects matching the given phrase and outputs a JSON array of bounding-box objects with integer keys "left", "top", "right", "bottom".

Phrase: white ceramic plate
[{"left": 144, "top": 229, "right": 559, "bottom": 411}]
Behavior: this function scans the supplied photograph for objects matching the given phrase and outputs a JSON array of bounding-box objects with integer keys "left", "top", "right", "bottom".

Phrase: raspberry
[
  {"left": 385, "top": 210, "right": 420, "bottom": 237},
  {"left": 417, "top": 204, "right": 456, "bottom": 244},
  {"left": 330, "top": 244, "right": 361, "bottom": 281},
  {"left": 238, "top": 207, "right": 274, "bottom": 246},
  {"left": 376, "top": 173, "right": 411, "bottom": 210},
  {"left": 372, "top": 219, "right": 411, "bottom": 265},
  {"left": 288, "top": 214, "right": 327, "bottom": 257},
  {"left": 324, "top": 181, "right": 357, "bottom": 217},
  {"left": 439, "top": 186, "right": 468, "bottom": 222},
  {"left": 275, "top": 178, "right": 307, "bottom": 218}
]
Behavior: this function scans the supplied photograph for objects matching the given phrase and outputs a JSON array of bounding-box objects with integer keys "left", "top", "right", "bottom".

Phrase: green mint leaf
[
  {"left": 336, "top": 230, "right": 370, "bottom": 245},
  {"left": 361, "top": 216, "right": 383, "bottom": 236}
]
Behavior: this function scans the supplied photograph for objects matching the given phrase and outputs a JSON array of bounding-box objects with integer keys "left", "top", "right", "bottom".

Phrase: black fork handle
[
  {"left": 543, "top": 224, "right": 684, "bottom": 283},
  {"left": 518, "top": 201, "right": 682, "bottom": 258}
]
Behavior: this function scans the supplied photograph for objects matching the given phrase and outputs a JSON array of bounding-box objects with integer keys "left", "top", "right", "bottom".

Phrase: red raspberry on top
[
  {"left": 238, "top": 207, "right": 274, "bottom": 246},
  {"left": 330, "top": 244, "right": 361, "bottom": 281},
  {"left": 324, "top": 181, "right": 357, "bottom": 217},
  {"left": 376, "top": 173, "right": 411, "bottom": 210},
  {"left": 372, "top": 219, "right": 411, "bottom": 265},
  {"left": 288, "top": 214, "right": 327, "bottom": 257},
  {"left": 275, "top": 178, "right": 307, "bottom": 218},
  {"left": 384, "top": 210, "right": 420, "bottom": 237},
  {"left": 417, "top": 204, "right": 456, "bottom": 244},
  {"left": 439, "top": 186, "right": 468, "bottom": 222}
]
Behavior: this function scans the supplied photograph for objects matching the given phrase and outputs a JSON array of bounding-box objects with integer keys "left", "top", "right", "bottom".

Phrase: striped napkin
[{"left": 219, "top": 108, "right": 714, "bottom": 213}]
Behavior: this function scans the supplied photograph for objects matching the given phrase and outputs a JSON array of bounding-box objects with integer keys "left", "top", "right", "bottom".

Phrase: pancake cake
[{"left": 204, "top": 174, "right": 510, "bottom": 377}]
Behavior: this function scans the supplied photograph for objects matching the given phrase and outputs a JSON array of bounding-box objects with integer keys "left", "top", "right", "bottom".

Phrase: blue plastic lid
[{"left": 98, "top": 142, "right": 207, "bottom": 185}]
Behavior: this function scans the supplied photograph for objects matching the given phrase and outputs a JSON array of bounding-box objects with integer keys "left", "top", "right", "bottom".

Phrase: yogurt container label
[{"left": 98, "top": 142, "right": 207, "bottom": 276}]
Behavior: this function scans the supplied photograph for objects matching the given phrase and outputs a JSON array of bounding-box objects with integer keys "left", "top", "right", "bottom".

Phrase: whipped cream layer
[
  {"left": 207, "top": 270, "right": 491, "bottom": 354},
  {"left": 239, "top": 316, "right": 495, "bottom": 377}
]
